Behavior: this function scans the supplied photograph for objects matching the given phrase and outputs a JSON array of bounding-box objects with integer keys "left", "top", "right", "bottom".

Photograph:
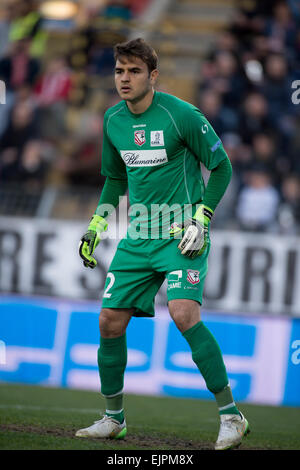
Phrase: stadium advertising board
[
  {"left": 0, "top": 296, "right": 299, "bottom": 406},
  {"left": 0, "top": 216, "right": 299, "bottom": 316}
]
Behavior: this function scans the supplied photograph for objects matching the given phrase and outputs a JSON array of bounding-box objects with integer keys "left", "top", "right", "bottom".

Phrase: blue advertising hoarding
[{"left": 0, "top": 295, "right": 299, "bottom": 406}]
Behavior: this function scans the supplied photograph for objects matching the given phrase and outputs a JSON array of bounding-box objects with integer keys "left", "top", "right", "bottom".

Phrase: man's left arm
[
  {"left": 174, "top": 157, "right": 232, "bottom": 258},
  {"left": 201, "top": 155, "right": 232, "bottom": 213},
  {"left": 173, "top": 106, "right": 232, "bottom": 258}
]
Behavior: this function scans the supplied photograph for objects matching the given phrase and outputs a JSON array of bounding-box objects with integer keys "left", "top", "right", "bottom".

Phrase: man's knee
[
  {"left": 99, "top": 308, "right": 132, "bottom": 338},
  {"left": 168, "top": 299, "right": 200, "bottom": 333}
]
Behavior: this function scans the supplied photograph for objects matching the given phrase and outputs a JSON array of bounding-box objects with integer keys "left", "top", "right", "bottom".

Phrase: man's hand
[
  {"left": 170, "top": 205, "right": 213, "bottom": 259},
  {"left": 79, "top": 215, "right": 108, "bottom": 268}
]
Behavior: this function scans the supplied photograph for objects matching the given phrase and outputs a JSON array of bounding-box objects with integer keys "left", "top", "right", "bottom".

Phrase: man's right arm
[
  {"left": 78, "top": 176, "right": 128, "bottom": 269},
  {"left": 95, "top": 176, "right": 128, "bottom": 219},
  {"left": 79, "top": 110, "right": 128, "bottom": 268},
  {"left": 95, "top": 109, "right": 128, "bottom": 219}
]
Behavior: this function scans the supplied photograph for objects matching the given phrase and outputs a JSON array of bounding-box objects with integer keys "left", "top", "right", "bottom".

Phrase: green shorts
[{"left": 101, "top": 236, "right": 211, "bottom": 317}]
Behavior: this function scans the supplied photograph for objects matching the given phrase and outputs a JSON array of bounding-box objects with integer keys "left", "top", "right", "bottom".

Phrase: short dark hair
[{"left": 114, "top": 38, "right": 158, "bottom": 73}]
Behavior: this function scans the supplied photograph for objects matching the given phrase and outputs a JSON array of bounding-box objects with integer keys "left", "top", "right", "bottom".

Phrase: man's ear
[{"left": 150, "top": 69, "right": 159, "bottom": 85}]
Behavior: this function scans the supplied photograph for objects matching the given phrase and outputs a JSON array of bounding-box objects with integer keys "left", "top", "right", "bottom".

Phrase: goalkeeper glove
[
  {"left": 170, "top": 204, "right": 213, "bottom": 259},
  {"left": 79, "top": 214, "right": 108, "bottom": 268}
]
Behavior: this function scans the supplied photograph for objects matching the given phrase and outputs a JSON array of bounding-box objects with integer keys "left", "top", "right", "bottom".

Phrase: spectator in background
[
  {"left": 8, "top": 0, "right": 48, "bottom": 58},
  {"left": 214, "top": 30, "right": 240, "bottom": 55},
  {"left": 250, "top": 132, "right": 279, "bottom": 181},
  {"left": 198, "top": 51, "right": 246, "bottom": 133},
  {"left": 288, "top": 0, "right": 300, "bottom": 26},
  {"left": 213, "top": 51, "right": 248, "bottom": 108},
  {"left": 56, "top": 137, "right": 105, "bottom": 188},
  {"left": 251, "top": 131, "right": 295, "bottom": 182},
  {"left": 34, "top": 56, "right": 72, "bottom": 139},
  {"left": 278, "top": 174, "right": 300, "bottom": 234},
  {"left": 250, "top": 34, "right": 271, "bottom": 64},
  {"left": 229, "top": 8, "right": 256, "bottom": 50},
  {"left": 222, "top": 132, "right": 243, "bottom": 166},
  {"left": 236, "top": 165, "right": 280, "bottom": 232},
  {"left": 0, "top": 37, "right": 40, "bottom": 135},
  {"left": 294, "top": 30, "right": 300, "bottom": 71},
  {"left": 34, "top": 56, "right": 72, "bottom": 106},
  {"left": 261, "top": 53, "right": 295, "bottom": 139},
  {"left": 212, "top": 132, "right": 241, "bottom": 228},
  {"left": 236, "top": 0, "right": 274, "bottom": 20},
  {"left": 0, "top": 100, "right": 38, "bottom": 181},
  {"left": 264, "top": 1, "right": 297, "bottom": 56},
  {"left": 238, "top": 91, "right": 273, "bottom": 144},
  {"left": 103, "top": 0, "right": 133, "bottom": 21},
  {"left": 200, "top": 50, "right": 247, "bottom": 110},
  {"left": 50, "top": 100, "right": 104, "bottom": 187},
  {"left": 18, "top": 139, "right": 50, "bottom": 188},
  {"left": 14, "top": 82, "right": 37, "bottom": 110},
  {"left": 221, "top": 132, "right": 253, "bottom": 196},
  {"left": 128, "top": 0, "right": 151, "bottom": 17},
  {"left": 0, "top": 1, "right": 12, "bottom": 59},
  {"left": 0, "top": 38, "right": 39, "bottom": 92},
  {"left": 89, "top": 46, "right": 116, "bottom": 77},
  {"left": 262, "top": 53, "right": 292, "bottom": 102},
  {"left": 198, "top": 89, "right": 238, "bottom": 136},
  {"left": 222, "top": 132, "right": 252, "bottom": 189}
]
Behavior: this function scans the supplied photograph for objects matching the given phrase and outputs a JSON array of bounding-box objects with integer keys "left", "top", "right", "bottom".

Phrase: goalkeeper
[{"left": 76, "top": 38, "right": 249, "bottom": 450}]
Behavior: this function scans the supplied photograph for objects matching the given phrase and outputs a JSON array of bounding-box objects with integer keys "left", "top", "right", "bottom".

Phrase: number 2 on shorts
[{"left": 103, "top": 272, "right": 115, "bottom": 298}]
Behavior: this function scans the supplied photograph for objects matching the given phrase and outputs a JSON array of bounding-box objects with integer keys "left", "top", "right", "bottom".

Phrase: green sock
[
  {"left": 214, "top": 384, "right": 240, "bottom": 416},
  {"left": 104, "top": 391, "right": 124, "bottom": 423},
  {"left": 183, "top": 321, "right": 239, "bottom": 415},
  {"left": 98, "top": 334, "right": 127, "bottom": 423}
]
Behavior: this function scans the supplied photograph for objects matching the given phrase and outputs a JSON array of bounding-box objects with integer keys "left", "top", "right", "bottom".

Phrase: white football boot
[
  {"left": 215, "top": 412, "right": 250, "bottom": 450},
  {"left": 75, "top": 415, "right": 127, "bottom": 439}
]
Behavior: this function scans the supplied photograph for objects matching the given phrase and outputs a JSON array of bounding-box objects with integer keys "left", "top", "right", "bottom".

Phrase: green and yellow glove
[
  {"left": 79, "top": 215, "right": 108, "bottom": 268},
  {"left": 170, "top": 204, "right": 213, "bottom": 259}
]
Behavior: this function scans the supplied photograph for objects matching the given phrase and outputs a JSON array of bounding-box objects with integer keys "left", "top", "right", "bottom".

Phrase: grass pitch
[{"left": 0, "top": 383, "right": 299, "bottom": 450}]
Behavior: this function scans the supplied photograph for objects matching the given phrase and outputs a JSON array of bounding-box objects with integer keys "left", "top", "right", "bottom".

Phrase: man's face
[{"left": 114, "top": 55, "right": 158, "bottom": 103}]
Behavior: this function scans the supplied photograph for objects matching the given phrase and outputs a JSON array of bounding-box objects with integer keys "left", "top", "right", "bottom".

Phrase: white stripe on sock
[
  {"left": 106, "top": 408, "right": 124, "bottom": 414},
  {"left": 218, "top": 402, "right": 236, "bottom": 411},
  {"left": 102, "top": 389, "right": 123, "bottom": 398}
]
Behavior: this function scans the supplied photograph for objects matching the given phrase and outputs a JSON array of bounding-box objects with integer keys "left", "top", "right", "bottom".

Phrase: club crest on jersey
[
  {"left": 134, "top": 130, "right": 146, "bottom": 146},
  {"left": 187, "top": 269, "right": 200, "bottom": 285}
]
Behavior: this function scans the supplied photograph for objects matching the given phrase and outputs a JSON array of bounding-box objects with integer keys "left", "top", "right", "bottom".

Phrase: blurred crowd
[
  {"left": 0, "top": 0, "right": 149, "bottom": 192},
  {"left": 0, "top": 0, "right": 300, "bottom": 234},
  {"left": 198, "top": 0, "right": 300, "bottom": 234}
]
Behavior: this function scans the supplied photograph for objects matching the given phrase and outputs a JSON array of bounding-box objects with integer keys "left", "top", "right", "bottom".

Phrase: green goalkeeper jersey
[{"left": 101, "top": 91, "right": 228, "bottom": 238}]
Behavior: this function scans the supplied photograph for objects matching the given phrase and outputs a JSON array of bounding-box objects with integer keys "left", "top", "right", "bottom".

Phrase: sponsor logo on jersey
[
  {"left": 120, "top": 149, "right": 168, "bottom": 167},
  {"left": 168, "top": 270, "right": 182, "bottom": 289},
  {"left": 151, "top": 130, "right": 164, "bottom": 146},
  {"left": 201, "top": 124, "right": 209, "bottom": 134},
  {"left": 187, "top": 269, "right": 200, "bottom": 285},
  {"left": 168, "top": 282, "right": 182, "bottom": 289},
  {"left": 168, "top": 270, "right": 182, "bottom": 281},
  {"left": 134, "top": 130, "right": 146, "bottom": 146}
]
